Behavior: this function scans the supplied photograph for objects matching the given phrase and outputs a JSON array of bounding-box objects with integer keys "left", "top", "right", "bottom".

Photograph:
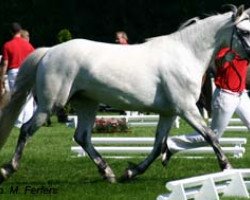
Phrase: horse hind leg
[
  {"left": 0, "top": 108, "right": 49, "bottom": 183},
  {"left": 72, "top": 98, "right": 116, "bottom": 183},
  {"left": 0, "top": 78, "right": 69, "bottom": 183}
]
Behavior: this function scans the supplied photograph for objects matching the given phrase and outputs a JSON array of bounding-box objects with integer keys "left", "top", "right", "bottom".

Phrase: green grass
[{"left": 0, "top": 117, "right": 249, "bottom": 199}]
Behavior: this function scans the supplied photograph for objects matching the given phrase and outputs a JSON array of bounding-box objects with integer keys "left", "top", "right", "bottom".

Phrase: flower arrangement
[{"left": 93, "top": 118, "right": 129, "bottom": 133}]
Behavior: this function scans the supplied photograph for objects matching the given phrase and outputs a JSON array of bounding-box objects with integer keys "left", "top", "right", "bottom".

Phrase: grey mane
[
  {"left": 145, "top": 17, "right": 200, "bottom": 42},
  {"left": 178, "top": 17, "right": 200, "bottom": 30},
  {"left": 146, "top": 13, "right": 230, "bottom": 43}
]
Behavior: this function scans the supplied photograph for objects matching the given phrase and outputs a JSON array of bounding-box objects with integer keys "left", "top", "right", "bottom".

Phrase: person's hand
[{"left": 0, "top": 78, "right": 6, "bottom": 96}]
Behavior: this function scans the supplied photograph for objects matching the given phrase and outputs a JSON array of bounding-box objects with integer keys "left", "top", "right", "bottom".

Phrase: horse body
[
  {"left": 39, "top": 37, "right": 205, "bottom": 115},
  {"left": 39, "top": 40, "right": 162, "bottom": 111},
  {"left": 0, "top": 6, "right": 250, "bottom": 183}
]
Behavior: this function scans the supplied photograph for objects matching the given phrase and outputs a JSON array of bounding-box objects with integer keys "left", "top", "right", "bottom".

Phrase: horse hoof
[
  {"left": 107, "top": 176, "right": 117, "bottom": 184},
  {"left": 98, "top": 165, "right": 116, "bottom": 183},
  {"left": 119, "top": 169, "right": 134, "bottom": 183},
  {"left": 0, "top": 167, "right": 8, "bottom": 184},
  {"left": 223, "top": 163, "right": 233, "bottom": 171},
  {"left": 220, "top": 161, "right": 233, "bottom": 171},
  {"left": 101, "top": 173, "right": 116, "bottom": 183},
  {"left": 161, "top": 153, "right": 168, "bottom": 166},
  {"left": 161, "top": 141, "right": 172, "bottom": 167}
]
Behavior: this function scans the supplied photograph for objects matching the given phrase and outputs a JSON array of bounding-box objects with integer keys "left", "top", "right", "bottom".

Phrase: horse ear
[
  {"left": 222, "top": 4, "right": 237, "bottom": 13},
  {"left": 235, "top": 5, "right": 245, "bottom": 19},
  {"left": 222, "top": 4, "right": 238, "bottom": 21}
]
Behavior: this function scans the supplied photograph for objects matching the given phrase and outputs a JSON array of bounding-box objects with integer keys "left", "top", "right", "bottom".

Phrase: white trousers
[
  {"left": 7, "top": 68, "right": 19, "bottom": 93},
  {"left": 168, "top": 88, "right": 250, "bottom": 153},
  {"left": 7, "top": 69, "right": 36, "bottom": 128}
]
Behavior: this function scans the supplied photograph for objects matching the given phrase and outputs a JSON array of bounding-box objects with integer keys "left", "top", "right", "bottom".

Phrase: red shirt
[
  {"left": 214, "top": 47, "right": 249, "bottom": 92},
  {"left": 2, "top": 37, "right": 34, "bottom": 69}
]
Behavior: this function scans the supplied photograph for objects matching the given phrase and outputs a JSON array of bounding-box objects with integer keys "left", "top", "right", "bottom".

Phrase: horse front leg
[
  {"left": 72, "top": 99, "right": 116, "bottom": 183},
  {"left": 120, "top": 115, "right": 177, "bottom": 181},
  {"left": 182, "top": 107, "right": 232, "bottom": 170}
]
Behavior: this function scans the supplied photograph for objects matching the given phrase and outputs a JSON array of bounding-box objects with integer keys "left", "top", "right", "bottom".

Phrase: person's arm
[
  {"left": 0, "top": 44, "right": 9, "bottom": 79},
  {"left": 0, "top": 59, "right": 8, "bottom": 79},
  {"left": 0, "top": 59, "right": 8, "bottom": 94}
]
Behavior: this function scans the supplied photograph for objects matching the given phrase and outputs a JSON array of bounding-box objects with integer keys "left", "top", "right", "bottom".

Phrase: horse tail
[{"left": 0, "top": 47, "right": 49, "bottom": 149}]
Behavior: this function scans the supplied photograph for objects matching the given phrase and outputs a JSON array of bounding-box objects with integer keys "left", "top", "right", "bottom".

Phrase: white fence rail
[
  {"left": 157, "top": 169, "right": 250, "bottom": 200},
  {"left": 68, "top": 115, "right": 248, "bottom": 131},
  {"left": 67, "top": 115, "right": 180, "bottom": 128},
  {"left": 71, "top": 137, "right": 246, "bottom": 158}
]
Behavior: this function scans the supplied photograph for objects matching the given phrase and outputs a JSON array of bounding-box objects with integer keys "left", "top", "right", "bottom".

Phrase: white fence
[
  {"left": 67, "top": 115, "right": 180, "bottom": 128},
  {"left": 71, "top": 137, "right": 246, "bottom": 158},
  {"left": 157, "top": 169, "right": 250, "bottom": 200},
  {"left": 68, "top": 115, "right": 248, "bottom": 131}
]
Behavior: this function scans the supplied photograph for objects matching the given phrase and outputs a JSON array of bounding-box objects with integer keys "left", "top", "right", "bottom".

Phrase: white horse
[{"left": 0, "top": 5, "right": 250, "bottom": 184}]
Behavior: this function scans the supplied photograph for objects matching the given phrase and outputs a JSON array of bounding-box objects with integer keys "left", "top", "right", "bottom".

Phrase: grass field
[{"left": 0, "top": 117, "right": 249, "bottom": 200}]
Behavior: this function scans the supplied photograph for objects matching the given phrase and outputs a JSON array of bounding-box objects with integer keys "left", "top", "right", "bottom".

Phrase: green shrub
[{"left": 57, "top": 29, "right": 72, "bottom": 43}]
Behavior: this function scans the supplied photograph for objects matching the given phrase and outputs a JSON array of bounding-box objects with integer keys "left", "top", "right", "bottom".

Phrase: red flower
[{"left": 93, "top": 117, "right": 128, "bottom": 133}]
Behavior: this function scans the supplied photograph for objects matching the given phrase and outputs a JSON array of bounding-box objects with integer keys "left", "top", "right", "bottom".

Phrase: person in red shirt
[
  {"left": 0, "top": 22, "right": 34, "bottom": 92},
  {"left": 115, "top": 31, "right": 129, "bottom": 45},
  {"left": 161, "top": 47, "right": 250, "bottom": 163},
  {"left": 0, "top": 22, "right": 35, "bottom": 128}
]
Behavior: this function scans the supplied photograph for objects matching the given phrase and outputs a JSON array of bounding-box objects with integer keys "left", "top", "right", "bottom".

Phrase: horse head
[{"left": 228, "top": 5, "right": 250, "bottom": 58}]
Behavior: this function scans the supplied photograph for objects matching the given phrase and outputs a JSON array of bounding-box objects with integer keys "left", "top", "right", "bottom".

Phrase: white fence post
[
  {"left": 157, "top": 184, "right": 187, "bottom": 200},
  {"left": 157, "top": 169, "right": 250, "bottom": 200},
  {"left": 195, "top": 177, "right": 219, "bottom": 200},
  {"left": 222, "top": 171, "right": 249, "bottom": 197}
]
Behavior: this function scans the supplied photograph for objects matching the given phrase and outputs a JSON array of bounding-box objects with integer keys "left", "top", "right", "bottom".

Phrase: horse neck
[{"left": 174, "top": 13, "right": 233, "bottom": 72}]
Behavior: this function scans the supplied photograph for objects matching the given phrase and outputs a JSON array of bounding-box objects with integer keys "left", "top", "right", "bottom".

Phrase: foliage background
[{"left": 0, "top": 0, "right": 250, "bottom": 47}]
